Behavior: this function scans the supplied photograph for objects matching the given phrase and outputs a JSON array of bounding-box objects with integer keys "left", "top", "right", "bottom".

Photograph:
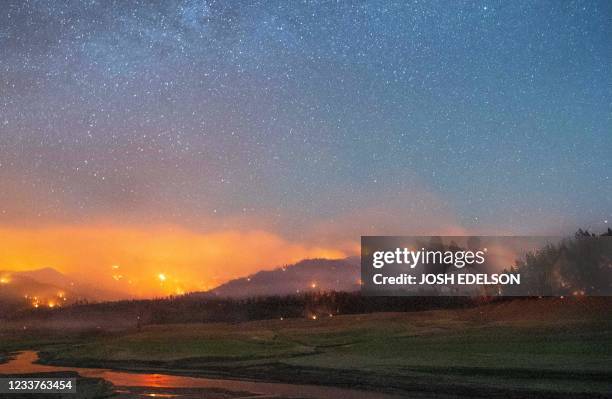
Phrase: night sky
[{"left": 0, "top": 1, "right": 610, "bottom": 295}]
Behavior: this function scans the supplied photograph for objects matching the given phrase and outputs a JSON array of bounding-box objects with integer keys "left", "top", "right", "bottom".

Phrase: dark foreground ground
[{"left": 1, "top": 297, "right": 611, "bottom": 398}]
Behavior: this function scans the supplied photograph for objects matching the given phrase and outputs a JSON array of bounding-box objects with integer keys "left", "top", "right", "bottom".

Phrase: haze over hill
[
  {"left": 0, "top": 268, "right": 130, "bottom": 312},
  {"left": 198, "top": 257, "right": 360, "bottom": 298},
  {"left": 0, "top": 257, "right": 360, "bottom": 312}
]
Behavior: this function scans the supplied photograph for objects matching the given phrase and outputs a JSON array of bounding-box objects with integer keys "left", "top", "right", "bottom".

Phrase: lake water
[{"left": 0, "top": 351, "right": 399, "bottom": 399}]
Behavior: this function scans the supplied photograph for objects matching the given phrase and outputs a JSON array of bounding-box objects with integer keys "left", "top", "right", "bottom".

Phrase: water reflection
[{"left": 0, "top": 351, "right": 398, "bottom": 399}]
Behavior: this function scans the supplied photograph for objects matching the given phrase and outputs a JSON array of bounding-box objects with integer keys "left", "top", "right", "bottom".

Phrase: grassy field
[{"left": 2, "top": 298, "right": 611, "bottom": 398}]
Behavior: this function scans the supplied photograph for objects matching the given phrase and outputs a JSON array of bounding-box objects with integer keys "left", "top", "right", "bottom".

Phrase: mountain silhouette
[{"left": 198, "top": 257, "right": 360, "bottom": 298}]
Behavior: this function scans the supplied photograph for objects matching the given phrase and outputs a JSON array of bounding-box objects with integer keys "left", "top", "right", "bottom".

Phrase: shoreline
[
  {"left": 2, "top": 299, "right": 610, "bottom": 399},
  {"left": 32, "top": 352, "right": 612, "bottom": 399}
]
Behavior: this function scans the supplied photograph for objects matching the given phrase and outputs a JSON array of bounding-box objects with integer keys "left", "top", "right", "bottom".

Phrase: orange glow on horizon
[{"left": 0, "top": 224, "right": 348, "bottom": 298}]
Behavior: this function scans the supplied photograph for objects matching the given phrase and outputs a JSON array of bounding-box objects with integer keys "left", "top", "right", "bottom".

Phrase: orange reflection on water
[
  {"left": 0, "top": 351, "right": 400, "bottom": 399},
  {"left": 119, "top": 373, "right": 174, "bottom": 388}
]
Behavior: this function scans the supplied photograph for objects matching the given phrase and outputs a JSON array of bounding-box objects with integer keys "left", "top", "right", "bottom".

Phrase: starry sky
[{"left": 0, "top": 1, "right": 610, "bottom": 296}]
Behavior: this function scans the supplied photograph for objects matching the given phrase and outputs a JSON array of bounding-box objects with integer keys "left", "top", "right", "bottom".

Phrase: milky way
[{"left": 1, "top": 0, "right": 611, "bottom": 241}]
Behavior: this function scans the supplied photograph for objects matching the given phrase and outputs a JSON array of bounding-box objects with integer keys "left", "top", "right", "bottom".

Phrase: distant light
[
  {"left": 111, "top": 265, "right": 120, "bottom": 270},
  {"left": 0, "top": 276, "right": 10, "bottom": 284},
  {"left": 158, "top": 273, "right": 167, "bottom": 282},
  {"left": 310, "top": 282, "right": 317, "bottom": 289},
  {"left": 311, "top": 315, "right": 317, "bottom": 320}
]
